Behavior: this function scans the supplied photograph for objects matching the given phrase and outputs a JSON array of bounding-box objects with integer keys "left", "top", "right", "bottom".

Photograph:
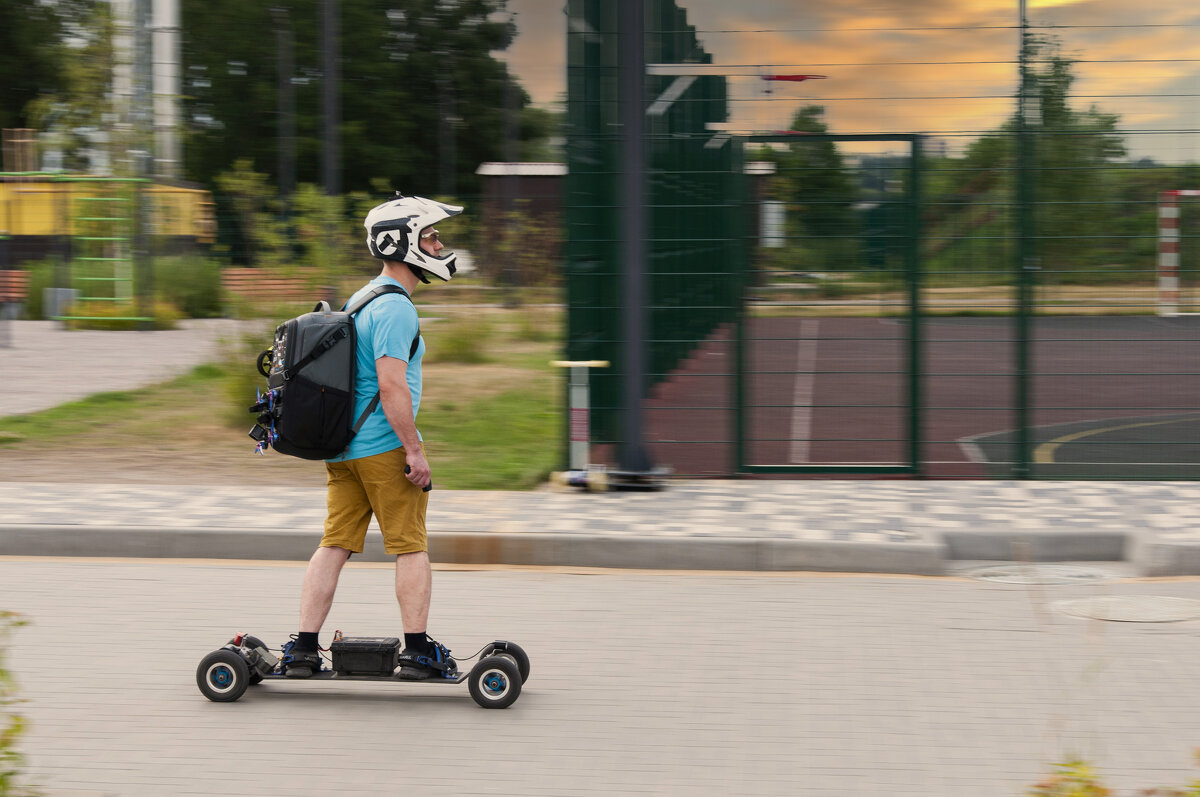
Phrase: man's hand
[{"left": 404, "top": 447, "right": 432, "bottom": 489}]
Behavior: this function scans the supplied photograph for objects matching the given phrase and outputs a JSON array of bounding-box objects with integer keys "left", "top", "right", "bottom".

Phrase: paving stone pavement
[
  {"left": 5, "top": 317, "right": 1200, "bottom": 574},
  {"left": 4, "top": 559, "right": 1200, "bottom": 796},
  {"left": 3, "top": 480, "right": 1200, "bottom": 575}
]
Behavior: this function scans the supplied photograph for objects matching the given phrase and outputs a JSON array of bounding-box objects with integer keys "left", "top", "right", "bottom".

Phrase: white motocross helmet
[{"left": 364, "top": 194, "right": 463, "bottom": 282}]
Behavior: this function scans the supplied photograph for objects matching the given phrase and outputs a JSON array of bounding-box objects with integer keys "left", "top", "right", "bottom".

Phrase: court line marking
[
  {"left": 789, "top": 319, "right": 820, "bottom": 463},
  {"left": 1034, "top": 416, "right": 1200, "bottom": 464}
]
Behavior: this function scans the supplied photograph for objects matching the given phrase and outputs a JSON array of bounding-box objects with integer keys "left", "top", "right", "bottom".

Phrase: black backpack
[{"left": 249, "top": 284, "right": 419, "bottom": 460}]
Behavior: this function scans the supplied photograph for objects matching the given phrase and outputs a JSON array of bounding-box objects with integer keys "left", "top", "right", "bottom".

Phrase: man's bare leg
[
  {"left": 395, "top": 551, "right": 432, "bottom": 633},
  {"left": 300, "top": 545, "right": 352, "bottom": 632}
]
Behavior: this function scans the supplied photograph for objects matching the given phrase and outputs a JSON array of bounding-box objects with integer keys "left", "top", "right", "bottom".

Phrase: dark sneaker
[
  {"left": 281, "top": 638, "right": 322, "bottom": 678},
  {"left": 396, "top": 636, "right": 457, "bottom": 681}
]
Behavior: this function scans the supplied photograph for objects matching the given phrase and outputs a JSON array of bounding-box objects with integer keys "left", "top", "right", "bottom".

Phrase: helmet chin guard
[{"left": 364, "top": 194, "right": 463, "bottom": 282}]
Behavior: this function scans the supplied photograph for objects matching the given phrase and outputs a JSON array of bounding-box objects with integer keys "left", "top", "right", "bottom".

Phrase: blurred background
[{"left": 1, "top": 0, "right": 1198, "bottom": 485}]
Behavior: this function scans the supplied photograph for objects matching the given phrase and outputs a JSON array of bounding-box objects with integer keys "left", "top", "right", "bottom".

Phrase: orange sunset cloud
[{"left": 506, "top": 0, "right": 1199, "bottom": 161}]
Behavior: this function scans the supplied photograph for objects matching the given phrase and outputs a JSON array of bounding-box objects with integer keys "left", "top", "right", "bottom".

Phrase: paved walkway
[
  {"left": 0, "top": 319, "right": 253, "bottom": 416},
  {"left": 3, "top": 479, "right": 1200, "bottom": 575},
  {"left": 7, "top": 559, "right": 1200, "bottom": 796},
  {"left": 4, "top": 318, "right": 1200, "bottom": 575}
]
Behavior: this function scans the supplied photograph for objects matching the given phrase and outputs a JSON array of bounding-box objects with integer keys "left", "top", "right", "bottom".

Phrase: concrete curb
[
  {"left": 6, "top": 525, "right": 1193, "bottom": 577},
  {"left": 941, "top": 529, "right": 1128, "bottom": 562},
  {"left": 0, "top": 525, "right": 946, "bottom": 575},
  {"left": 432, "top": 532, "right": 947, "bottom": 574},
  {"left": 1130, "top": 536, "right": 1200, "bottom": 577}
]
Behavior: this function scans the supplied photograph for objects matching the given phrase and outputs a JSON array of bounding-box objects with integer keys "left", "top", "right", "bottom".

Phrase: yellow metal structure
[
  {"left": 0, "top": 176, "right": 214, "bottom": 241},
  {"left": 0, "top": 174, "right": 216, "bottom": 323}
]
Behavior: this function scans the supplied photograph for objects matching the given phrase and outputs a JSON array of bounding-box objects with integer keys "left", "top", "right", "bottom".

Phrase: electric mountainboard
[{"left": 196, "top": 634, "right": 529, "bottom": 709}]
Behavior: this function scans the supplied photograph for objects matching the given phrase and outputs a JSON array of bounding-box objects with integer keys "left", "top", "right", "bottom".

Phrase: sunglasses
[{"left": 420, "top": 229, "right": 440, "bottom": 243}]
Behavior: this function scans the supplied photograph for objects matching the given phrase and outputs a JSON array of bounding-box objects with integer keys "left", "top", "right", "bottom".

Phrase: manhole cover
[
  {"left": 1053, "top": 596, "right": 1200, "bottom": 623},
  {"left": 964, "top": 564, "right": 1113, "bottom": 585}
]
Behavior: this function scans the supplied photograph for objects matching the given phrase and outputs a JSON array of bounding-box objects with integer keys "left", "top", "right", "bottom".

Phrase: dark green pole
[
  {"left": 617, "top": 0, "right": 653, "bottom": 474},
  {"left": 321, "top": 0, "right": 340, "bottom": 197},
  {"left": 273, "top": 6, "right": 295, "bottom": 200},
  {"left": 1014, "top": 0, "right": 1035, "bottom": 478},
  {"left": 902, "top": 138, "right": 921, "bottom": 475},
  {"left": 908, "top": 136, "right": 924, "bottom": 475},
  {"left": 733, "top": 137, "right": 747, "bottom": 475}
]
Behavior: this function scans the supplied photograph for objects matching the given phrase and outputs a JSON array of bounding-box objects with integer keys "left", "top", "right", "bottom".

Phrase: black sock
[
  {"left": 404, "top": 632, "right": 429, "bottom": 655},
  {"left": 296, "top": 631, "right": 319, "bottom": 652}
]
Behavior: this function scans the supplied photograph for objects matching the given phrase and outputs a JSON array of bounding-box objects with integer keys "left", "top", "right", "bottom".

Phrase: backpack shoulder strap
[
  {"left": 344, "top": 283, "right": 411, "bottom": 315},
  {"left": 344, "top": 283, "right": 420, "bottom": 360},
  {"left": 347, "top": 283, "right": 421, "bottom": 434}
]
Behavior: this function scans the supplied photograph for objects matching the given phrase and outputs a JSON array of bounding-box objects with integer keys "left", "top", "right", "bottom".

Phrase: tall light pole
[
  {"left": 133, "top": 0, "right": 154, "bottom": 326},
  {"left": 151, "top": 0, "right": 181, "bottom": 178}
]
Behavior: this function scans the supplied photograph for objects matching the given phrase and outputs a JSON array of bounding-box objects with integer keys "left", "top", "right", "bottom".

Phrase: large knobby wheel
[
  {"left": 197, "top": 649, "right": 251, "bottom": 703},
  {"left": 481, "top": 641, "right": 530, "bottom": 684},
  {"left": 468, "top": 655, "right": 522, "bottom": 709}
]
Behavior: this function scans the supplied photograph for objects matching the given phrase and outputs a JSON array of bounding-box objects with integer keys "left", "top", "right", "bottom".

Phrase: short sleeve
[{"left": 368, "top": 295, "right": 419, "bottom": 363}]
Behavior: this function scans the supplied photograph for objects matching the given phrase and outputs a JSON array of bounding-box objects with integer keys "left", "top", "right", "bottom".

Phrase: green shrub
[
  {"left": 1032, "top": 755, "right": 1200, "bottom": 796},
  {"left": 0, "top": 611, "right": 31, "bottom": 796},
  {"left": 12, "top": 255, "right": 219, "bottom": 321},
  {"left": 219, "top": 326, "right": 275, "bottom": 428},
  {"left": 153, "top": 255, "right": 223, "bottom": 318},
  {"left": 22, "top": 258, "right": 60, "bottom": 320},
  {"left": 62, "top": 300, "right": 181, "bottom": 330},
  {"left": 1030, "top": 759, "right": 1111, "bottom": 796}
]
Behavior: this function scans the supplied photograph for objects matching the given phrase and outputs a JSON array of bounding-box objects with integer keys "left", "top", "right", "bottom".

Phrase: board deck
[{"left": 258, "top": 669, "right": 468, "bottom": 685}]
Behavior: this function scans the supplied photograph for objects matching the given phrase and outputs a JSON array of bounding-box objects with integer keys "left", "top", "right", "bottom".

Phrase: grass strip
[{"left": 0, "top": 363, "right": 563, "bottom": 491}]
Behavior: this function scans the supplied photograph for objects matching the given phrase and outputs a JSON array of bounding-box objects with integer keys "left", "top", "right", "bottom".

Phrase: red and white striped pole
[{"left": 1160, "top": 190, "right": 1200, "bottom": 316}]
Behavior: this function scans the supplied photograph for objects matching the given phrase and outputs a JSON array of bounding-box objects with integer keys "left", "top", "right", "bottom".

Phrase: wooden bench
[
  {"left": 221, "top": 268, "right": 327, "bottom": 310},
  {"left": 0, "top": 270, "right": 30, "bottom": 320}
]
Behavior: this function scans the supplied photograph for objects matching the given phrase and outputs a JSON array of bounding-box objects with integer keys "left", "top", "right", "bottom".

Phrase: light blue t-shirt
[{"left": 326, "top": 276, "right": 424, "bottom": 462}]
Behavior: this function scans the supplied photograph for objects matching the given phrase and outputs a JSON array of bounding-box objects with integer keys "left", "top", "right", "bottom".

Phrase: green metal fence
[
  {"left": 565, "top": 0, "right": 1200, "bottom": 480},
  {"left": 737, "top": 134, "right": 924, "bottom": 476},
  {"left": 566, "top": 0, "right": 744, "bottom": 464}
]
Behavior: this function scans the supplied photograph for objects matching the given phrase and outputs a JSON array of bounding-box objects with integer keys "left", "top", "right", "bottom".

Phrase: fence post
[
  {"left": 1013, "top": 0, "right": 1036, "bottom": 479},
  {"left": 552, "top": 359, "right": 611, "bottom": 490},
  {"left": 907, "top": 136, "right": 924, "bottom": 476},
  {"left": 617, "top": 0, "right": 653, "bottom": 474}
]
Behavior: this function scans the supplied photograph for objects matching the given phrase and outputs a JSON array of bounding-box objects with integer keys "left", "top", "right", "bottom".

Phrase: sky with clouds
[{"left": 503, "top": 0, "right": 1200, "bottom": 162}]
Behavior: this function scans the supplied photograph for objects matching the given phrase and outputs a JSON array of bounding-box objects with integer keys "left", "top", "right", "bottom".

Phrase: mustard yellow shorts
[{"left": 322, "top": 445, "right": 429, "bottom": 556}]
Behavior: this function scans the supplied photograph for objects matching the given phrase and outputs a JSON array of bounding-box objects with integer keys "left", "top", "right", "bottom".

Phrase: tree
[
  {"left": 0, "top": 0, "right": 87, "bottom": 132},
  {"left": 955, "top": 35, "right": 1127, "bottom": 271},
  {"left": 24, "top": 1, "right": 115, "bottom": 173},
  {"left": 767, "top": 106, "right": 859, "bottom": 269},
  {"left": 518, "top": 106, "right": 562, "bottom": 162},
  {"left": 181, "top": 0, "right": 536, "bottom": 197},
  {"left": 1026, "top": 36, "right": 1126, "bottom": 266},
  {"left": 181, "top": 0, "right": 317, "bottom": 190}
]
